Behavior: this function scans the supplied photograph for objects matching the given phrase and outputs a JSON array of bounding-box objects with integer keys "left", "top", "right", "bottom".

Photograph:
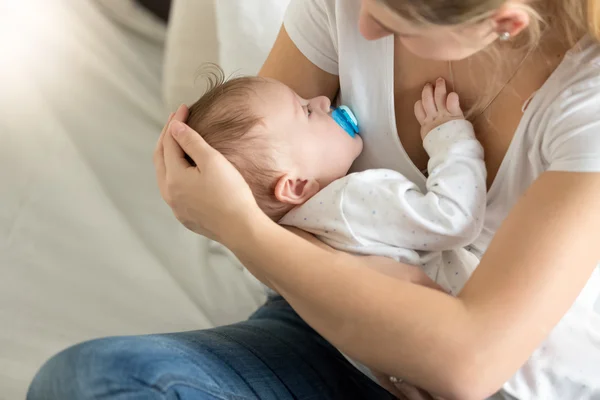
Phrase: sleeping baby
[{"left": 187, "top": 68, "right": 487, "bottom": 295}]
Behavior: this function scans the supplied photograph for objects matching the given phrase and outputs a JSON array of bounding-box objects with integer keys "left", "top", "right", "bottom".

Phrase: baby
[{"left": 188, "top": 68, "right": 487, "bottom": 294}]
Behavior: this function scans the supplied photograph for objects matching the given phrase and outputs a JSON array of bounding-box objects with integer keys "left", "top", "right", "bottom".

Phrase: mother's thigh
[{"left": 27, "top": 297, "right": 395, "bottom": 400}]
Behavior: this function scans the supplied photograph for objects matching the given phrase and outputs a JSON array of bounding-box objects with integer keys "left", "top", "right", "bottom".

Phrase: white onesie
[{"left": 279, "top": 119, "right": 487, "bottom": 295}]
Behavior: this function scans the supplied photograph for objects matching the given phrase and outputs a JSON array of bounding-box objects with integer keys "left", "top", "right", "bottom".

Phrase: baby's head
[{"left": 188, "top": 67, "right": 363, "bottom": 220}]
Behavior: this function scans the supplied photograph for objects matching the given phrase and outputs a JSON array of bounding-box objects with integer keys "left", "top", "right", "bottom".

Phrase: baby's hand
[{"left": 414, "top": 78, "right": 464, "bottom": 140}]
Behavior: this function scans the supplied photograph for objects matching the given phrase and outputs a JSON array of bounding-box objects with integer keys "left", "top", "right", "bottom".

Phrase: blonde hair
[
  {"left": 381, "top": 0, "right": 597, "bottom": 118},
  {"left": 380, "top": 0, "right": 598, "bottom": 46},
  {"left": 188, "top": 66, "right": 291, "bottom": 221},
  {"left": 587, "top": 0, "right": 600, "bottom": 40}
]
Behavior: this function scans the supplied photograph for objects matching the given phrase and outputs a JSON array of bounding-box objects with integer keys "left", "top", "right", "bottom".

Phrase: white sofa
[{"left": 0, "top": 0, "right": 288, "bottom": 397}]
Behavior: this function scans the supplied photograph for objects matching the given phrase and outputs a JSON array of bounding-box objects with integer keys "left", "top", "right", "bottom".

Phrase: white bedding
[{"left": 0, "top": 0, "right": 287, "bottom": 397}]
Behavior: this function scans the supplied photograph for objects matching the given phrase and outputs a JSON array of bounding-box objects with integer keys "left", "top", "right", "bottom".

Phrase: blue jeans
[{"left": 28, "top": 296, "right": 395, "bottom": 399}]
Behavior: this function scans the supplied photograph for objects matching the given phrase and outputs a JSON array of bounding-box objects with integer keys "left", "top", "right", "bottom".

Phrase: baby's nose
[{"left": 312, "top": 96, "right": 331, "bottom": 113}]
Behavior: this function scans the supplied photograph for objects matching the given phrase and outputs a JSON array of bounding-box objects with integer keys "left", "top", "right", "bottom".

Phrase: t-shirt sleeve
[
  {"left": 543, "top": 76, "right": 600, "bottom": 172},
  {"left": 283, "top": 0, "right": 339, "bottom": 75}
]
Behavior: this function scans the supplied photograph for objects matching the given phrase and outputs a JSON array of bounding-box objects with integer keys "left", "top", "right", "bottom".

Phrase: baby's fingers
[
  {"left": 414, "top": 100, "right": 427, "bottom": 125},
  {"left": 421, "top": 83, "right": 436, "bottom": 116},
  {"left": 434, "top": 78, "right": 447, "bottom": 112},
  {"left": 446, "top": 92, "right": 463, "bottom": 117}
]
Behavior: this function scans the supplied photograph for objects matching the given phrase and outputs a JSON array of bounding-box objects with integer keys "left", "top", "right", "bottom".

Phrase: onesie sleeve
[
  {"left": 341, "top": 120, "right": 487, "bottom": 252},
  {"left": 283, "top": 0, "right": 339, "bottom": 75}
]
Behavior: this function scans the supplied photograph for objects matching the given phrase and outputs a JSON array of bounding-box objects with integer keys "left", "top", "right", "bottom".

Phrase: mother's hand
[{"left": 154, "top": 105, "right": 263, "bottom": 243}]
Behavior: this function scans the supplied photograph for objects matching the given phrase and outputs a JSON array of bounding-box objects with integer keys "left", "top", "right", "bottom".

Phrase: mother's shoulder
[
  {"left": 537, "top": 36, "right": 600, "bottom": 109},
  {"left": 562, "top": 36, "right": 600, "bottom": 77}
]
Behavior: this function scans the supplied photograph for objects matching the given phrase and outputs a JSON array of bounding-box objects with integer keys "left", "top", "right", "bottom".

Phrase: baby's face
[{"left": 254, "top": 79, "right": 363, "bottom": 188}]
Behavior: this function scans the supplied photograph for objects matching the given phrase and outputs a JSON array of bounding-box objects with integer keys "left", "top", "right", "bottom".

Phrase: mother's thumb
[{"left": 169, "top": 120, "right": 208, "bottom": 161}]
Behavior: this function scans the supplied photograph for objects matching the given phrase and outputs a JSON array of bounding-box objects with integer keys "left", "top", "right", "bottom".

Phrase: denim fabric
[{"left": 28, "top": 296, "right": 395, "bottom": 399}]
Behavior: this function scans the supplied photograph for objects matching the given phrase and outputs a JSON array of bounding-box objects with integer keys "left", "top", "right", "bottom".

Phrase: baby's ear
[{"left": 274, "top": 175, "right": 320, "bottom": 205}]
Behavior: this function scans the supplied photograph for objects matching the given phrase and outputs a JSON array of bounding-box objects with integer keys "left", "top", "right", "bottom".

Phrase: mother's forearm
[{"left": 228, "top": 216, "right": 479, "bottom": 399}]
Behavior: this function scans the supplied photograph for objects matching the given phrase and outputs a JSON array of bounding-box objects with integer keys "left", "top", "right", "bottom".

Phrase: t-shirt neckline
[{"left": 382, "top": 35, "right": 588, "bottom": 201}]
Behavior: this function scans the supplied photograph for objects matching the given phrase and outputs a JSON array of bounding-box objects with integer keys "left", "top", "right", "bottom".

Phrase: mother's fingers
[
  {"left": 154, "top": 104, "right": 189, "bottom": 159},
  {"left": 154, "top": 105, "right": 191, "bottom": 172},
  {"left": 163, "top": 121, "right": 192, "bottom": 176},
  {"left": 168, "top": 120, "right": 215, "bottom": 169},
  {"left": 154, "top": 112, "right": 175, "bottom": 185},
  {"left": 172, "top": 103, "right": 190, "bottom": 122},
  {"left": 154, "top": 112, "right": 174, "bottom": 161},
  {"left": 395, "top": 382, "right": 436, "bottom": 400}
]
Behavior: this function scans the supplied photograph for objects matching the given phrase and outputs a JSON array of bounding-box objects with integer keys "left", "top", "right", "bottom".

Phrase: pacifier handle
[{"left": 331, "top": 105, "right": 359, "bottom": 137}]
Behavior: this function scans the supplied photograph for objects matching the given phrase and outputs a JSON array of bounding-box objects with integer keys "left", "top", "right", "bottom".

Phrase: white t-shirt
[
  {"left": 280, "top": 120, "right": 485, "bottom": 296},
  {"left": 284, "top": 0, "right": 600, "bottom": 398}
]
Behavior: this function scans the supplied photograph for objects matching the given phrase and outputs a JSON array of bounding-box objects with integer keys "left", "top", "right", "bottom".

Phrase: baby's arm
[
  {"left": 414, "top": 78, "right": 487, "bottom": 246},
  {"left": 342, "top": 79, "right": 486, "bottom": 252}
]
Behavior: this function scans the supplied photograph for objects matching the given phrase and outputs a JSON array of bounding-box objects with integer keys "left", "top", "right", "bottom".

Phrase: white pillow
[{"left": 163, "top": 0, "right": 290, "bottom": 110}]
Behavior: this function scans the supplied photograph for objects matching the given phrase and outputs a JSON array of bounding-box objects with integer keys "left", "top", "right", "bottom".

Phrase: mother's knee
[
  {"left": 27, "top": 334, "right": 251, "bottom": 400},
  {"left": 27, "top": 336, "right": 173, "bottom": 399}
]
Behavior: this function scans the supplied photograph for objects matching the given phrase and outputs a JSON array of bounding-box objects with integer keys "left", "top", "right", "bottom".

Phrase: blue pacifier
[{"left": 331, "top": 105, "right": 359, "bottom": 137}]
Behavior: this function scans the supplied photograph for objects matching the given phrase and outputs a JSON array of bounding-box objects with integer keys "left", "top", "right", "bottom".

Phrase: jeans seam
[
  {"left": 208, "top": 330, "right": 296, "bottom": 400},
  {"left": 228, "top": 317, "right": 395, "bottom": 398},
  {"left": 131, "top": 376, "right": 256, "bottom": 400},
  {"left": 138, "top": 336, "right": 258, "bottom": 400},
  {"left": 213, "top": 326, "right": 331, "bottom": 400}
]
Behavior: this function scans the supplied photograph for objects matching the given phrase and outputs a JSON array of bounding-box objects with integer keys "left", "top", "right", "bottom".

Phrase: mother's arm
[
  {"left": 222, "top": 172, "right": 600, "bottom": 399},
  {"left": 259, "top": 27, "right": 339, "bottom": 100},
  {"left": 158, "top": 115, "right": 599, "bottom": 399}
]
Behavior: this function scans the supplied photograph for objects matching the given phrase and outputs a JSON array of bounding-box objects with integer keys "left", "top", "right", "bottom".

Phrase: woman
[{"left": 29, "top": 0, "right": 600, "bottom": 399}]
